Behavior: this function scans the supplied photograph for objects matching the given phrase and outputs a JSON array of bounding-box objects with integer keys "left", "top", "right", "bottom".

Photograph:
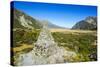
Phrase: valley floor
[{"left": 12, "top": 28, "right": 97, "bottom": 65}]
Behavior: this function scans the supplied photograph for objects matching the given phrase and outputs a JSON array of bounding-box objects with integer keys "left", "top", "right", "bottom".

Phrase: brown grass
[
  {"left": 12, "top": 44, "right": 33, "bottom": 53},
  {"left": 50, "top": 29, "right": 96, "bottom": 33}
]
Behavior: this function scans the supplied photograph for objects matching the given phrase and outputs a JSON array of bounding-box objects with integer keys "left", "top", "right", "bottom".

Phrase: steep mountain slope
[
  {"left": 72, "top": 16, "right": 97, "bottom": 30},
  {"left": 13, "top": 8, "right": 42, "bottom": 29}
]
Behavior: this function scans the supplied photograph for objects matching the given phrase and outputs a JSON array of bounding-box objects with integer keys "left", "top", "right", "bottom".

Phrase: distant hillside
[
  {"left": 46, "top": 21, "right": 66, "bottom": 29},
  {"left": 72, "top": 16, "right": 97, "bottom": 30},
  {"left": 40, "top": 20, "right": 66, "bottom": 29}
]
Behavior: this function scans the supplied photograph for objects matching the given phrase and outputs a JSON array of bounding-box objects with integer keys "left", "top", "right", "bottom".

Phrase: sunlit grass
[{"left": 12, "top": 43, "right": 34, "bottom": 53}]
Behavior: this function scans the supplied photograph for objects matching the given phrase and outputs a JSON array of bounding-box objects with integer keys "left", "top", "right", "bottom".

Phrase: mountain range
[
  {"left": 13, "top": 8, "right": 97, "bottom": 30},
  {"left": 13, "top": 8, "right": 65, "bottom": 29},
  {"left": 72, "top": 16, "right": 97, "bottom": 30}
]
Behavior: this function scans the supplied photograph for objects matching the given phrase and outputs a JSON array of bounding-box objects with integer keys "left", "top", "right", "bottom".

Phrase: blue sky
[{"left": 11, "top": 1, "right": 97, "bottom": 28}]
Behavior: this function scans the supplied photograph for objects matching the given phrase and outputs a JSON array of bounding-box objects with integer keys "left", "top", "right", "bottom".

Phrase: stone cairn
[{"left": 16, "top": 21, "right": 76, "bottom": 66}]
